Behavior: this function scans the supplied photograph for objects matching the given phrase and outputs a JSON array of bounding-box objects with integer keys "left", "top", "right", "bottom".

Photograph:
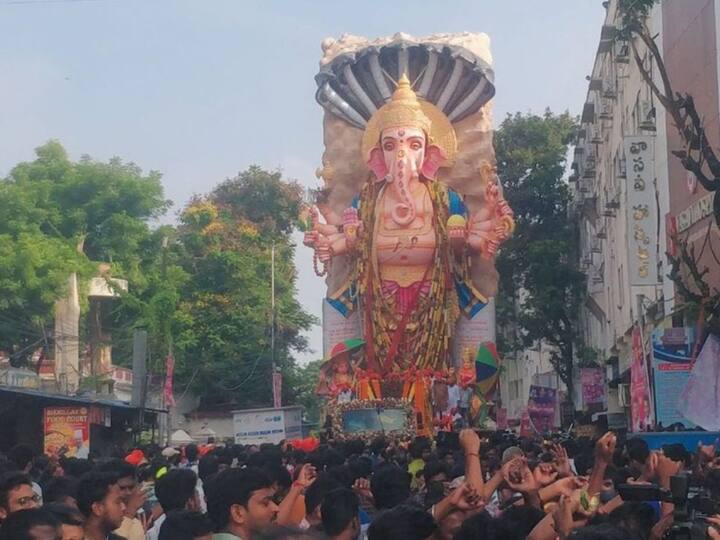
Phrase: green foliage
[
  {"left": 495, "top": 111, "right": 585, "bottom": 396},
  {"left": 616, "top": 0, "right": 658, "bottom": 38},
  {"left": 0, "top": 141, "right": 168, "bottom": 360},
  {"left": 156, "top": 167, "right": 315, "bottom": 409},
  {"left": 285, "top": 360, "right": 323, "bottom": 425},
  {"left": 1, "top": 142, "right": 314, "bottom": 413}
]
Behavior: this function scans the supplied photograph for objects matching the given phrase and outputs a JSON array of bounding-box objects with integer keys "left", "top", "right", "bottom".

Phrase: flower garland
[{"left": 353, "top": 179, "right": 460, "bottom": 373}]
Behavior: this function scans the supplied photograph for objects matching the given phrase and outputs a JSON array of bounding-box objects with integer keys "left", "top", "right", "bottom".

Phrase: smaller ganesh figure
[
  {"left": 458, "top": 347, "right": 477, "bottom": 389},
  {"left": 315, "top": 340, "right": 364, "bottom": 399}
]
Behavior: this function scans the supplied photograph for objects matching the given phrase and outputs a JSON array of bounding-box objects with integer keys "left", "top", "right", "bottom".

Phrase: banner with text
[
  {"left": 624, "top": 136, "right": 659, "bottom": 285},
  {"left": 528, "top": 385, "right": 558, "bottom": 433},
  {"left": 44, "top": 406, "right": 90, "bottom": 458},
  {"left": 651, "top": 327, "right": 695, "bottom": 428}
]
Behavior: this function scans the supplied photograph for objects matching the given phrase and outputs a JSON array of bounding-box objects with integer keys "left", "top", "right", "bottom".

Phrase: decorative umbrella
[
  {"left": 320, "top": 339, "right": 365, "bottom": 371},
  {"left": 470, "top": 342, "right": 500, "bottom": 425},
  {"left": 475, "top": 342, "right": 499, "bottom": 397}
]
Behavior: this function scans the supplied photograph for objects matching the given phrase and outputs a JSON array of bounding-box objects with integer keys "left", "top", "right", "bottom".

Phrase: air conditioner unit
[
  {"left": 602, "top": 80, "right": 617, "bottom": 99},
  {"left": 602, "top": 209, "right": 617, "bottom": 218},
  {"left": 585, "top": 153, "right": 597, "bottom": 171},
  {"left": 598, "top": 100, "right": 613, "bottom": 120},
  {"left": 639, "top": 100, "right": 656, "bottom": 131},
  {"left": 596, "top": 228, "right": 607, "bottom": 239},
  {"left": 618, "top": 383, "right": 631, "bottom": 407},
  {"left": 605, "top": 199, "right": 621, "bottom": 210},
  {"left": 615, "top": 41, "right": 630, "bottom": 64},
  {"left": 617, "top": 157, "right": 627, "bottom": 179},
  {"left": 578, "top": 181, "right": 589, "bottom": 193}
]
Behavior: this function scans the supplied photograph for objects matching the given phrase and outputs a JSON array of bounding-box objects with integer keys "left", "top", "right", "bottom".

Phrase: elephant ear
[
  {"left": 367, "top": 147, "right": 388, "bottom": 182},
  {"left": 421, "top": 144, "right": 446, "bottom": 180}
]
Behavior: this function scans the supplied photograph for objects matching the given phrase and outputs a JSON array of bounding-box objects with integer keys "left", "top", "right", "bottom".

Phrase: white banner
[
  {"left": 451, "top": 298, "right": 496, "bottom": 366},
  {"left": 624, "top": 136, "right": 659, "bottom": 285},
  {"left": 322, "top": 299, "right": 362, "bottom": 358}
]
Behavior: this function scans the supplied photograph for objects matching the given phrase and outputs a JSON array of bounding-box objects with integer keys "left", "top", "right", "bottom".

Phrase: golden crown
[
  {"left": 375, "top": 74, "right": 432, "bottom": 134},
  {"left": 362, "top": 74, "right": 458, "bottom": 165}
]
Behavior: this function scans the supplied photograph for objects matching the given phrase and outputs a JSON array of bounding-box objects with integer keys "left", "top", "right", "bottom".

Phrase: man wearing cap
[{"left": 162, "top": 446, "right": 182, "bottom": 467}]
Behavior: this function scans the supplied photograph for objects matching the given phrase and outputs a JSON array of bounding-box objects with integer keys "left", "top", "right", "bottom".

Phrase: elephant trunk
[{"left": 388, "top": 152, "right": 418, "bottom": 226}]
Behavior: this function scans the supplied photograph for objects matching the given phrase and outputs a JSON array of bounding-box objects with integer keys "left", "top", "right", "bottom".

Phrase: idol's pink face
[
  {"left": 380, "top": 127, "right": 427, "bottom": 184},
  {"left": 366, "top": 125, "right": 445, "bottom": 226}
]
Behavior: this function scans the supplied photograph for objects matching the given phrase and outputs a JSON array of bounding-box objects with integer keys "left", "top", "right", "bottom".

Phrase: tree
[
  {"left": 0, "top": 141, "right": 169, "bottom": 364},
  {"left": 495, "top": 111, "right": 586, "bottom": 402},
  {"left": 285, "top": 359, "right": 323, "bottom": 426},
  {"left": 166, "top": 167, "right": 315, "bottom": 409}
]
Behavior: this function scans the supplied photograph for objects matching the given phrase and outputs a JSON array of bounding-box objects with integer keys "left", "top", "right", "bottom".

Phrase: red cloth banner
[{"left": 630, "top": 325, "right": 652, "bottom": 431}]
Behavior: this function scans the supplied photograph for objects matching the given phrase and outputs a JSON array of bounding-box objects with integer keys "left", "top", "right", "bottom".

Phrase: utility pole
[
  {"left": 162, "top": 236, "right": 173, "bottom": 445},
  {"left": 271, "top": 243, "right": 281, "bottom": 408}
]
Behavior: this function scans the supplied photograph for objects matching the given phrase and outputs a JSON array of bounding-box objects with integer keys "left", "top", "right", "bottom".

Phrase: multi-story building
[{"left": 572, "top": 0, "right": 720, "bottom": 428}]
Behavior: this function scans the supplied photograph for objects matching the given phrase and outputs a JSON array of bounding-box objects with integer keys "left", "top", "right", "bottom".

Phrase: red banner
[
  {"left": 164, "top": 355, "right": 175, "bottom": 407},
  {"left": 630, "top": 326, "right": 652, "bottom": 431}
]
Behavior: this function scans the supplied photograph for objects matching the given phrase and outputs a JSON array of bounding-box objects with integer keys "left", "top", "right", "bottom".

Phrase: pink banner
[
  {"left": 528, "top": 385, "right": 557, "bottom": 433},
  {"left": 630, "top": 326, "right": 651, "bottom": 431},
  {"left": 581, "top": 368, "right": 605, "bottom": 405}
]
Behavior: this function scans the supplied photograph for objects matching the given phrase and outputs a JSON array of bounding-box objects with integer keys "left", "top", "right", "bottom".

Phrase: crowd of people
[{"left": 1, "top": 428, "right": 720, "bottom": 539}]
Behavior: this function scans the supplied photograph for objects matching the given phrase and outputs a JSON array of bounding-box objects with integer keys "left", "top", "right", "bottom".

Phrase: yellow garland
[{"left": 353, "top": 179, "right": 463, "bottom": 372}]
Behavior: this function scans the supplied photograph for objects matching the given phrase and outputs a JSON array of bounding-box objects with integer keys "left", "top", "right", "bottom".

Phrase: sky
[{"left": 0, "top": 0, "right": 605, "bottom": 364}]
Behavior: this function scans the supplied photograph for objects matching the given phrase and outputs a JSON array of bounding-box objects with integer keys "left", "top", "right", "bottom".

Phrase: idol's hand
[
  {"left": 343, "top": 207, "right": 361, "bottom": 247},
  {"left": 316, "top": 235, "right": 332, "bottom": 262},
  {"left": 303, "top": 230, "right": 319, "bottom": 247}
]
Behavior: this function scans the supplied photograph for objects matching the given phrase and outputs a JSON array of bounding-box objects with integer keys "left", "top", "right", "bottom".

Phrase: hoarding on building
[
  {"left": 651, "top": 327, "right": 695, "bottom": 428},
  {"left": 580, "top": 368, "right": 606, "bottom": 407},
  {"left": 624, "top": 136, "right": 659, "bottom": 286},
  {"left": 527, "top": 385, "right": 557, "bottom": 433},
  {"left": 43, "top": 406, "right": 90, "bottom": 458}
]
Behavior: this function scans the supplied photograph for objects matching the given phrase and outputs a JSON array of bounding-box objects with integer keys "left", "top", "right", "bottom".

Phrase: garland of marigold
[{"left": 353, "top": 178, "right": 461, "bottom": 373}]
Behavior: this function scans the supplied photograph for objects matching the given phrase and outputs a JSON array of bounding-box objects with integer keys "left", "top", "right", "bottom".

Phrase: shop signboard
[
  {"left": 43, "top": 406, "right": 90, "bottom": 458},
  {"left": 624, "top": 136, "right": 659, "bottom": 285}
]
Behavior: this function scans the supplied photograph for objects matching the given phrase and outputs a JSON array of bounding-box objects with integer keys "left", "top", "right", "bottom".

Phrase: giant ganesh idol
[{"left": 304, "top": 33, "right": 513, "bottom": 434}]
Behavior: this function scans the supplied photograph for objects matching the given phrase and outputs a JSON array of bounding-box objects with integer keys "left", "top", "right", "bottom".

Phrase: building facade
[{"left": 572, "top": 0, "right": 720, "bottom": 428}]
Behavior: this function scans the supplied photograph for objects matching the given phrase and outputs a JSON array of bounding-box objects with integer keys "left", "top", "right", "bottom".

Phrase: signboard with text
[
  {"left": 624, "top": 136, "right": 659, "bottom": 285},
  {"left": 43, "top": 407, "right": 90, "bottom": 458},
  {"left": 233, "top": 406, "right": 303, "bottom": 445}
]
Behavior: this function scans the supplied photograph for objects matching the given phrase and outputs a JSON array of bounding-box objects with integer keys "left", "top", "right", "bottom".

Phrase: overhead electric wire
[{"left": 0, "top": 0, "right": 113, "bottom": 5}]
